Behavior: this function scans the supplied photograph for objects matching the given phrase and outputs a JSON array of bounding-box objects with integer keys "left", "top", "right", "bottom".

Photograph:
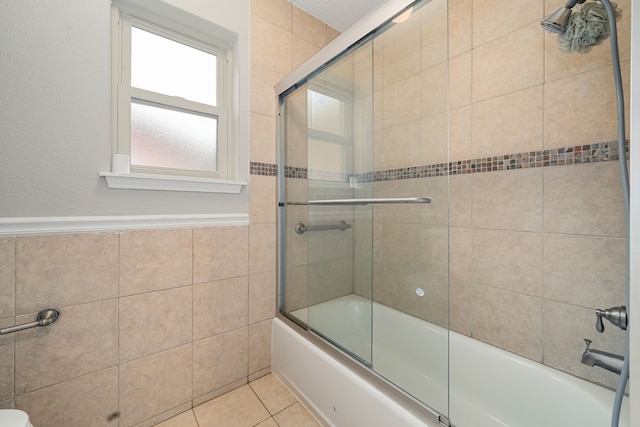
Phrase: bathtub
[{"left": 272, "top": 294, "right": 629, "bottom": 427}]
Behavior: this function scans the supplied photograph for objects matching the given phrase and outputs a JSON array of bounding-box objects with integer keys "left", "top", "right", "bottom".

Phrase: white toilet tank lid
[{"left": 0, "top": 409, "right": 31, "bottom": 427}]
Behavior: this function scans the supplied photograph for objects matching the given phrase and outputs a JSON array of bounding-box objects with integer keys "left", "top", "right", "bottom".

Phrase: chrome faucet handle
[
  {"left": 595, "top": 306, "right": 627, "bottom": 333},
  {"left": 595, "top": 311, "right": 605, "bottom": 333}
]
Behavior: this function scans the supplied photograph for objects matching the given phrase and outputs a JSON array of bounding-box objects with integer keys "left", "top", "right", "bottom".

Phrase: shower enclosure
[
  {"left": 277, "top": 0, "right": 630, "bottom": 425},
  {"left": 278, "top": 0, "right": 451, "bottom": 421}
]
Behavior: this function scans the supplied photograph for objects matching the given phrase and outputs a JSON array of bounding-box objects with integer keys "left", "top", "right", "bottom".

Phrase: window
[
  {"left": 103, "top": 2, "right": 243, "bottom": 193},
  {"left": 307, "top": 88, "right": 352, "bottom": 175}
]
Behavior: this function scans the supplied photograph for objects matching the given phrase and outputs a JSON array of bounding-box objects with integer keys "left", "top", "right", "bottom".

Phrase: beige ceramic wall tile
[
  {"left": 193, "top": 385, "right": 270, "bottom": 427},
  {"left": 448, "top": 0, "right": 472, "bottom": 57},
  {"left": 544, "top": 62, "right": 630, "bottom": 149},
  {"left": 193, "top": 378, "right": 248, "bottom": 408},
  {"left": 421, "top": 113, "right": 448, "bottom": 165},
  {"left": 472, "top": 229, "right": 543, "bottom": 296},
  {"left": 543, "top": 300, "right": 625, "bottom": 390},
  {"left": 119, "top": 287, "right": 192, "bottom": 363},
  {"left": 249, "top": 271, "right": 276, "bottom": 324},
  {"left": 449, "top": 174, "right": 472, "bottom": 228},
  {"left": 449, "top": 105, "right": 472, "bottom": 162},
  {"left": 251, "top": 15, "right": 292, "bottom": 75},
  {"left": 293, "top": 6, "right": 327, "bottom": 48},
  {"left": 449, "top": 226, "right": 472, "bottom": 282},
  {"left": 0, "top": 237, "right": 14, "bottom": 319},
  {"left": 472, "top": 85, "right": 544, "bottom": 158},
  {"left": 193, "top": 328, "right": 248, "bottom": 399},
  {"left": 473, "top": 22, "right": 544, "bottom": 102},
  {"left": 382, "top": 5, "right": 423, "bottom": 47},
  {"left": 449, "top": 278, "right": 472, "bottom": 336},
  {"left": 16, "top": 367, "right": 118, "bottom": 427},
  {"left": 285, "top": 122, "right": 308, "bottom": 170},
  {"left": 249, "top": 223, "right": 277, "bottom": 274},
  {"left": 471, "top": 284, "right": 543, "bottom": 361},
  {"left": 544, "top": 162, "right": 626, "bottom": 237},
  {"left": 193, "top": 226, "right": 248, "bottom": 283},
  {"left": 285, "top": 265, "right": 309, "bottom": 312},
  {"left": 15, "top": 233, "right": 118, "bottom": 314},
  {"left": 251, "top": 0, "right": 292, "bottom": 32},
  {"left": 118, "top": 228, "right": 192, "bottom": 297},
  {"left": 381, "top": 120, "right": 421, "bottom": 170},
  {"left": 449, "top": 52, "right": 472, "bottom": 109},
  {"left": 308, "top": 258, "right": 353, "bottom": 305},
  {"left": 273, "top": 402, "right": 321, "bottom": 427},
  {"left": 15, "top": 300, "right": 117, "bottom": 394},
  {"left": 250, "top": 175, "right": 276, "bottom": 225},
  {"left": 421, "top": 6, "right": 448, "bottom": 71},
  {"left": 0, "top": 318, "right": 14, "bottom": 401},
  {"left": 544, "top": 0, "right": 631, "bottom": 82},
  {"left": 383, "top": 28, "right": 421, "bottom": 88},
  {"left": 0, "top": 399, "right": 14, "bottom": 409},
  {"left": 193, "top": 276, "right": 248, "bottom": 341},
  {"left": 327, "top": 26, "right": 340, "bottom": 43},
  {"left": 420, "top": 176, "right": 449, "bottom": 227},
  {"left": 471, "top": 168, "right": 543, "bottom": 232},
  {"left": 249, "top": 319, "right": 272, "bottom": 374},
  {"left": 473, "top": 0, "right": 543, "bottom": 48},
  {"left": 250, "top": 112, "right": 276, "bottom": 165},
  {"left": 543, "top": 234, "right": 626, "bottom": 309},
  {"left": 119, "top": 345, "right": 192, "bottom": 427},
  {"left": 382, "top": 74, "right": 421, "bottom": 128},
  {"left": 292, "top": 37, "right": 322, "bottom": 70},
  {"left": 251, "top": 63, "right": 285, "bottom": 118},
  {"left": 421, "top": 62, "right": 448, "bottom": 117}
]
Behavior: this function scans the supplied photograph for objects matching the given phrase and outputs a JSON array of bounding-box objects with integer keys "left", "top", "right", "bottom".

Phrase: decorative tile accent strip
[
  {"left": 261, "top": 140, "right": 630, "bottom": 181},
  {"left": 250, "top": 162, "right": 278, "bottom": 176},
  {"left": 284, "top": 166, "right": 307, "bottom": 179}
]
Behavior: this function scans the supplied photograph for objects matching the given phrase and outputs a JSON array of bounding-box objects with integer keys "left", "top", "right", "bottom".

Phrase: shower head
[
  {"left": 541, "top": 7, "right": 573, "bottom": 33},
  {"left": 540, "top": 0, "right": 588, "bottom": 33}
]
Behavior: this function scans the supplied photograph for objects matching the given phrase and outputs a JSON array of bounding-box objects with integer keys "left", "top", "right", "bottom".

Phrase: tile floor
[{"left": 156, "top": 373, "right": 322, "bottom": 427}]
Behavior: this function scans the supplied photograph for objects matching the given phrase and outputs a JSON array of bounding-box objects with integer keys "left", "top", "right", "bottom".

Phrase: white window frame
[{"left": 101, "top": 1, "right": 244, "bottom": 193}]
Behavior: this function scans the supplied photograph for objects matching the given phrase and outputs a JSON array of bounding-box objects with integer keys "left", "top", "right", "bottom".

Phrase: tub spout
[{"left": 581, "top": 339, "right": 624, "bottom": 375}]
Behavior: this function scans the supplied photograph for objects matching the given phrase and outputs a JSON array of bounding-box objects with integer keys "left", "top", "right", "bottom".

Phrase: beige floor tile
[
  {"left": 273, "top": 402, "right": 321, "bottom": 427},
  {"left": 155, "top": 409, "right": 199, "bottom": 427},
  {"left": 250, "top": 374, "right": 297, "bottom": 415},
  {"left": 194, "top": 385, "right": 270, "bottom": 427},
  {"left": 255, "top": 418, "right": 279, "bottom": 427}
]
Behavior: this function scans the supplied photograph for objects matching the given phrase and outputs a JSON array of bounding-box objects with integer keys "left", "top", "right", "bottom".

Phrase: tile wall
[
  {"left": 280, "top": 0, "right": 631, "bottom": 392},
  {"left": 362, "top": 0, "right": 631, "bottom": 390},
  {"left": 0, "top": 1, "right": 334, "bottom": 426}
]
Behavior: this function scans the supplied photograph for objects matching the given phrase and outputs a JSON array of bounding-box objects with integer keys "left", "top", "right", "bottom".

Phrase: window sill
[{"left": 100, "top": 172, "right": 246, "bottom": 193}]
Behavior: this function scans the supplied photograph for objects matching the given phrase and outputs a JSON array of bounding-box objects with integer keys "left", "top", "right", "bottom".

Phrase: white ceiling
[{"left": 289, "top": 0, "right": 388, "bottom": 31}]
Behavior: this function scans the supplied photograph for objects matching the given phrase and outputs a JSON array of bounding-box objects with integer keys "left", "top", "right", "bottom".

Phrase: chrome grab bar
[
  {"left": 0, "top": 308, "right": 60, "bottom": 335},
  {"left": 295, "top": 220, "right": 351, "bottom": 234},
  {"left": 286, "top": 197, "right": 431, "bottom": 206}
]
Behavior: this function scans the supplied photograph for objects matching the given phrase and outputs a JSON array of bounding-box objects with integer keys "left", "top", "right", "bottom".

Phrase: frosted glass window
[
  {"left": 308, "top": 90, "right": 345, "bottom": 136},
  {"left": 131, "top": 100, "right": 218, "bottom": 172},
  {"left": 131, "top": 27, "right": 217, "bottom": 106}
]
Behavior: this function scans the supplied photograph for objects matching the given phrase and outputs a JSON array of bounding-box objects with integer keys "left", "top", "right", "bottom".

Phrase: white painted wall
[
  {"left": 629, "top": 0, "right": 639, "bottom": 424},
  {"left": 0, "top": 0, "right": 250, "bottom": 218}
]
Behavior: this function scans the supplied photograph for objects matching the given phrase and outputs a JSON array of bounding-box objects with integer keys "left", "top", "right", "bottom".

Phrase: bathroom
[{"left": 0, "top": 0, "right": 638, "bottom": 426}]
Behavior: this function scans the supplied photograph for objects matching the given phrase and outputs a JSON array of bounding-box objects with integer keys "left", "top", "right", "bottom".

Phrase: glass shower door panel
[
  {"left": 306, "top": 41, "right": 375, "bottom": 365},
  {"left": 368, "top": 0, "right": 450, "bottom": 418}
]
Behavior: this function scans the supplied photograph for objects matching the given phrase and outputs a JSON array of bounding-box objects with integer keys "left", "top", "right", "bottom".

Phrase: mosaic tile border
[
  {"left": 250, "top": 162, "right": 278, "bottom": 176},
  {"left": 253, "top": 141, "right": 629, "bottom": 180}
]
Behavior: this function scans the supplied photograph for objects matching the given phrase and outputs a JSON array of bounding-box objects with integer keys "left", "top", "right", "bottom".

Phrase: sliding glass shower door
[
  {"left": 281, "top": 37, "right": 375, "bottom": 365},
  {"left": 279, "top": 0, "right": 450, "bottom": 419}
]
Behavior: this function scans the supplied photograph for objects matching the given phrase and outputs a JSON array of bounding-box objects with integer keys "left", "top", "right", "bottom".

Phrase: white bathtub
[{"left": 273, "top": 294, "right": 629, "bottom": 427}]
